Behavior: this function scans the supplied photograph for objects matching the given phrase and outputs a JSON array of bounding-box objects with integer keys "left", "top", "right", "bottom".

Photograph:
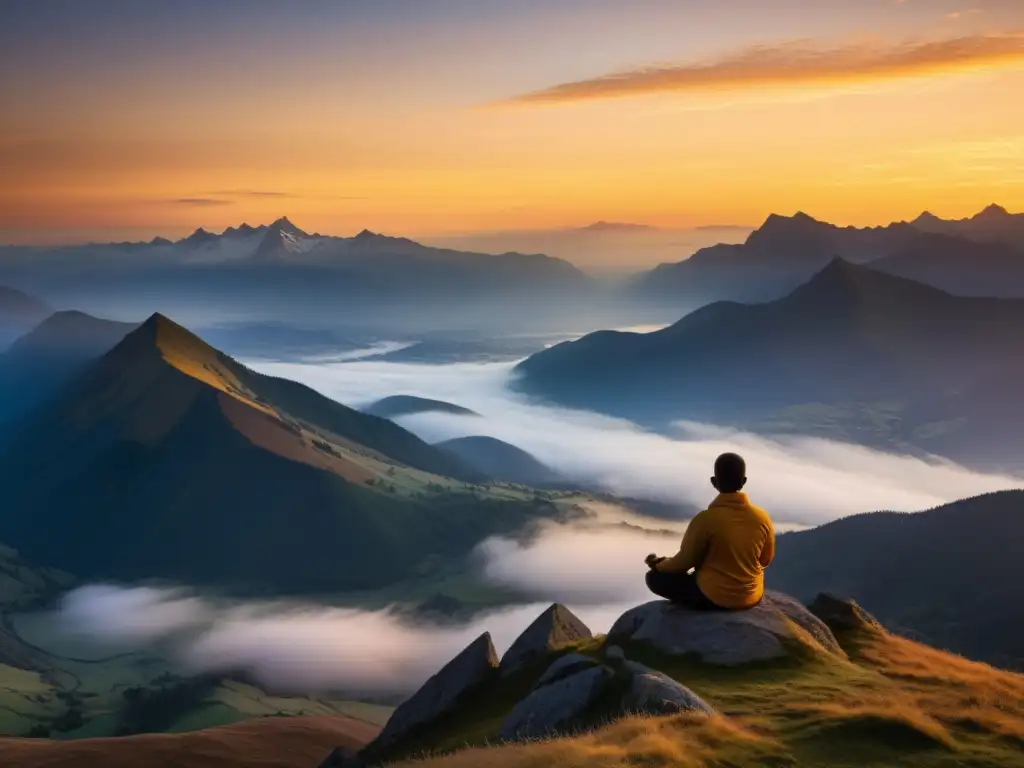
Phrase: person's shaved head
[{"left": 713, "top": 453, "right": 747, "bottom": 493}]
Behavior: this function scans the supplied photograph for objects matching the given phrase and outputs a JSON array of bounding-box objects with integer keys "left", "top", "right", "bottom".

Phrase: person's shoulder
[{"left": 747, "top": 500, "right": 773, "bottom": 524}]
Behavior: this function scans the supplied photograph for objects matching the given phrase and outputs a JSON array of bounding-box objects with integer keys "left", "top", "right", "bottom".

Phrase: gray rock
[
  {"left": 608, "top": 591, "right": 843, "bottom": 665},
  {"left": 499, "top": 603, "right": 592, "bottom": 675},
  {"left": 808, "top": 592, "right": 882, "bottom": 632},
  {"left": 604, "top": 645, "right": 625, "bottom": 664},
  {"left": 620, "top": 660, "right": 715, "bottom": 717},
  {"left": 536, "top": 652, "right": 599, "bottom": 688},
  {"left": 499, "top": 665, "right": 614, "bottom": 741},
  {"left": 373, "top": 632, "right": 498, "bottom": 748}
]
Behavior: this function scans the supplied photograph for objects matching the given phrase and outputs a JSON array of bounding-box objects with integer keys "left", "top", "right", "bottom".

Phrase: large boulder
[
  {"left": 608, "top": 591, "right": 843, "bottom": 665},
  {"left": 619, "top": 660, "right": 716, "bottom": 717},
  {"left": 499, "top": 648, "right": 714, "bottom": 742},
  {"left": 499, "top": 664, "right": 614, "bottom": 741},
  {"left": 499, "top": 603, "right": 592, "bottom": 675},
  {"left": 372, "top": 632, "right": 498, "bottom": 748},
  {"left": 808, "top": 592, "right": 882, "bottom": 633}
]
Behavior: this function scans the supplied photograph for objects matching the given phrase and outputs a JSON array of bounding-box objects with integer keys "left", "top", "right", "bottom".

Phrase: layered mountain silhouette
[
  {"left": 911, "top": 203, "right": 1024, "bottom": 246},
  {"left": 516, "top": 259, "right": 1024, "bottom": 468},
  {"left": 0, "top": 315, "right": 559, "bottom": 593},
  {"left": 629, "top": 205, "right": 1024, "bottom": 307},
  {"left": 0, "top": 285, "right": 51, "bottom": 348},
  {"left": 768, "top": 490, "right": 1024, "bottom": 670},
  {"left": 0, "top": 310, "right": 137, "bottom": 423}
]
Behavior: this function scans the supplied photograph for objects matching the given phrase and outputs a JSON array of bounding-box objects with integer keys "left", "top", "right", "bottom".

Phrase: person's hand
[{"left": 645, "top": 553, "right": 661, "bottom": 568}]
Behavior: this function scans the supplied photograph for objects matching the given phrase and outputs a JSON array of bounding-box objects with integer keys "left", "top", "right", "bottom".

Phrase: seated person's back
[{"left": 645, "top": 453, "right": 774, "bottom": 610}]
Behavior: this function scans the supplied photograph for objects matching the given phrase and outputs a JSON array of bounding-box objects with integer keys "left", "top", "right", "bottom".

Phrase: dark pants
[{"left": 645, "top": 569, "right": 725, "bottom": 611}]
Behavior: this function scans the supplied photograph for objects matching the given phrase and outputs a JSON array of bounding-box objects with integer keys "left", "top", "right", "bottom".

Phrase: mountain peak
[
  {"left": 268, "top": 216, "right": 306, "bottom": 237},
  {"left": 976, "top": 203, "right": 1009, "bottom": 219},
  {"left": 183, "top": 227, "right": 217, "bottom": 245}
]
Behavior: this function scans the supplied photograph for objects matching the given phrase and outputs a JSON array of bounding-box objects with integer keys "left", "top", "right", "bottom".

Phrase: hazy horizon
[{"left": 3, "top": 0, "right": 1023, "bottom": 254}]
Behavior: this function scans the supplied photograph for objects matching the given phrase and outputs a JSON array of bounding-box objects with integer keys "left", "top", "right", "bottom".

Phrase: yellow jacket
[{"left": 654, "top": 492, "right": 775, "bottom": 609}]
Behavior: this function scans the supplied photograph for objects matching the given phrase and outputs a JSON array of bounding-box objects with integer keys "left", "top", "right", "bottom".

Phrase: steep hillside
[
  {"left": 436, "top": 436, "right": 568, "bottom": 488},
  {"left": 0, "top": 285, "right": 51, "bottom": 349},
  {"left": 768, "top": 490, "right": 1024, "bottom": 669},
  {"left": 0, "top": 311, "right": 137, "bottom": 423},
  {"left": 869, "top": 231, "right": 1024, "bottom": 297},
  {"left": 0, "top": 314, "right": 559, "bottom": 594},
  {"left": 516, "top": 260, "right": 1024, "bottom": 469}
]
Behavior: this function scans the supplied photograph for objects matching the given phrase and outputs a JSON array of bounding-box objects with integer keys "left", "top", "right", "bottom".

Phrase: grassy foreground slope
[{"left": 388, "top": 611, "right": 1024, "bottom": 768}]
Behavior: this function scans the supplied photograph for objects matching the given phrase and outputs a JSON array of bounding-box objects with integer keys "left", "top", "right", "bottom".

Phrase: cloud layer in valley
[
  {"left": 247, "top": 356, "right": 1022, "bottom": 526},
  {"left": 44, "top": 351, "right": 1021, "bottom": 698},
  {"left": 501, "top": 32, "right": 1024, "bottom": 105}
]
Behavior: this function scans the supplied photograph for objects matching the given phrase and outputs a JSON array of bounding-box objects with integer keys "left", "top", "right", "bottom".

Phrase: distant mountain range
[
  {"left": 911, "top": 204, "right": 1024, "bottom": 246},
  {"left": 0, "top": 314, "right": 563, "bottom": 594},
  {"left": 0, "top": 219, "right": 595, "bottom": 333},
  {"left": 515, "top": 259, "right": 1024, "bottom": 471},
  {"left": 424, "top": 221, "right": 752, "bottom": 273},
  {"left": 629, "top": 205, "right": 1024, "bottom": 308},
  {"left": 768, "top": 490, "right": 1024, "bottom": 669}
]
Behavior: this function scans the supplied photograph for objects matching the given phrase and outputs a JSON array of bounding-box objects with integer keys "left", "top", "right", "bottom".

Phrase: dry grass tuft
[{"left": 392, "top": 714, "right": 783, "bottom": 768}]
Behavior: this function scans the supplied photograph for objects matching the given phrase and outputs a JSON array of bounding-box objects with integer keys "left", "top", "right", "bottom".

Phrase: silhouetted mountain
[
  {"left": 768, "top": 490, "right": 1024, "bottom": 669},
  {"left": 435, "top": 436, "right": 567, "bottom": 488},
  {"left": 869, "top": 231, "right": 1024, "bottom": 297},
  {"left": 0, "top": 285, "right": 51, "bottom": 348},
  {"left": 0, "top": 310, "right": 137, "bottom": 423},
  {"left": 0, "top": 315, "right": 562, "bottom": 594},
  {"left": 629, "top": 207, "right": 1024, "bottom": 308},
  {"left": 365, "top": 396, "right": 480, "bottom": 419},
  {"left": 628, "top": 212, "right": 924, "bottom": 308},
  {"left": 516, "top": 260, "right": 1024, "bottom": 469},
  {"left": 911, "top": 204, "right": 1024, "bottom": 246}
]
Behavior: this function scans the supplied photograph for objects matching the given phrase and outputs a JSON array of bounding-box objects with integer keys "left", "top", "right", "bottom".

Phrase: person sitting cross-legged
[{"left": 644, "top": 452, "right": 775, "bottom": 611}]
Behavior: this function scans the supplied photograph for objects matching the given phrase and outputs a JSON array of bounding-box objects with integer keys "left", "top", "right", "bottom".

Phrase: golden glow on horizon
[{"left": 2, "top": 23, "right": 1024, "bottom": 247}]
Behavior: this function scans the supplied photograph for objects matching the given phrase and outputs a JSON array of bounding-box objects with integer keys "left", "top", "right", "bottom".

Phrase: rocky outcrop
[
  {"left": 608, "top": 592, "right": 843, "bottom": 665},
  {"left": 808, "top": 593, "right": 882, "bottom": 632},
  {"left": 619, "top": 660, "right": 715, "bottom": 717},
  {"left": 500, "top": 664, "right": 614, "bottom": 741},
  {"left": 499, "top": 603, "right": 592, "bottom": 675},
  {"left": 372, "top": 632, "right": 498, "bottom": 749},
  {"left": 499, "top": 647, "right": 715, "bottom": 741}
]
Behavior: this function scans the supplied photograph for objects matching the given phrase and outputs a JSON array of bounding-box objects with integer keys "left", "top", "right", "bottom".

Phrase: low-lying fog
[{"left": 43, "top": 345, "right": 1022, "bottom": 698}]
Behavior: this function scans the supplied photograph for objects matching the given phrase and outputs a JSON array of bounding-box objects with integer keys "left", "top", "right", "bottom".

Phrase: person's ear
[
  {"left": 742, "top": 477, "right": 747, "bottom": 486},
  {"left": 710, "top": 477, "right": 718, "bottom": 490}
]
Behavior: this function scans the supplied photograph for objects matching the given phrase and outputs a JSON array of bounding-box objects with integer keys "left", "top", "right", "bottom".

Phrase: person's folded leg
[{"left": 645, "top": 569, "right": 722, "bottom": 610}]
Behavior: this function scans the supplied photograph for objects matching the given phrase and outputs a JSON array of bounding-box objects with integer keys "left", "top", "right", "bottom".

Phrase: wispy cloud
[
  {"left": 172, "top": 198, "right": 233, "bottom": 206},
  {"left": 499, "top": 31, "right": 1024, "bottom": 105},
  {"left": 211, "top": 190, "right": 298, "bottom": 199}
]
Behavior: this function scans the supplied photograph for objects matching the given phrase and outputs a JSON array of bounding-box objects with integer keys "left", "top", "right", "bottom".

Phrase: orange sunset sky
[{"left": 1, "top": 0, "right": 1023, "bottom": 246}]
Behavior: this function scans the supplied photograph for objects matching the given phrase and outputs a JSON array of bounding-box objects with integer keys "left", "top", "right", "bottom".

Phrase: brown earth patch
[{"left": 0, "top": 714, "right": 379, "bottom": 768}]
